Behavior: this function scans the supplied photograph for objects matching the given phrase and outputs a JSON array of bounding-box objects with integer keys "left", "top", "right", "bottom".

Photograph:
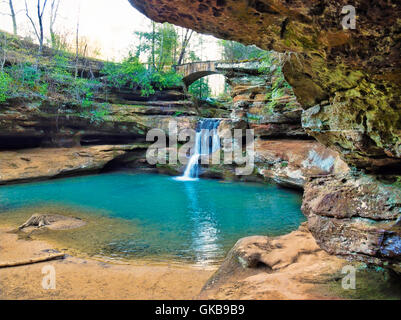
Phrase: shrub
[
  {"left": 73, "top": 78, "right": 101, "bottom": 108},
  {"left": 101, "top": 54, "right": 182, "bottom": 96},
  {"left": 6, "top": 63, "right": 41, "bottom": 89},
  {"left": 0, "top": 71, "right": 12, "bottom": 102}
]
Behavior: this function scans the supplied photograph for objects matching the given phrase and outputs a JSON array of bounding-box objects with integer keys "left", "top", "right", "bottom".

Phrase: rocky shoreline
[
  {"left": 0, "top": 222, "right": 345, "bottom": 300},
  {"left": 1, "top": 219, "right": 399, "bottom": 300}
]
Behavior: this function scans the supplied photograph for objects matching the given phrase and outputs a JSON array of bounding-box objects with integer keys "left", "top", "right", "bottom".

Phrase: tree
[
  {"left": 189, "top": 77, "right": 211, "bottom": 100},
  {"left": 0, "top": 33, "right": 7, "bottom": 71},
  {"left": 8, "top": 0, "right": 17, "bottom": 35},
  {"left": 74, "top": 6, "right": 80, "bottom": 78},
  {"left": 0, "top": 0, "right": 21, "bottom": 35},
  {"left": 135, "top": 23, "right": 197, "bottom": 69},
  {"left": 220, "top": 40, "right": 263, "bottom": 61},
  {"left": 25, "top": 0, "right": 48, "bottom": 53},
  {"left": 177, "top": 28, "right": 194, "bottom": 65},
  {"left": 135, "top": 22, "right": 179, "bottom": 71},
  {"left": 49, "top": 0, "right": 61, "bottom": 48}
]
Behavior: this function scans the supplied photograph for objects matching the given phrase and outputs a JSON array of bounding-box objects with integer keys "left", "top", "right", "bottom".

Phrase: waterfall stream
[{"left": 175, "top": 119, "right": 221, "bottom": 181}]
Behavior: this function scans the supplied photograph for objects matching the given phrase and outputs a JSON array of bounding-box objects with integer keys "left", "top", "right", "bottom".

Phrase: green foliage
[
  {"left": 173, "top": 111, "right": 183, "bottom": 117},
  {"left": 6, "top": 63, "right": 41, "bottom": 88},
  {"left": 73, "top": 78, "right": 101, "bottom": 108},
  {"left": 48, "top": 53, "right": 71, "bottom": 82},
  {"left": 1, "top": 49, "right": 106, "bottom": 121},
  {"left": 3, "top": 63, "right": 43, "bottom": 98},
  {"left": 101, "top": 55, "right": 146, "bottom": 88},
  {"left": 188, "top": 78, "right": 211, "bottom": 100},
  {"left": 0, "top": 71, "right": 12, "bottom": 102},
  {"left": 220, "top": 40, "right": 264, "bottom": 61},
  {"left": 280, "top": 161, "right": 288, "bottom": 168},
  {"left": 101, "top": 54, "right": 182, "bottom": 97},
  {"left": 38, "top": 83, "right": 48, "bottom": 96},
  {"left": 80, "top": 103, "right": 111, "bottom": 124},
  {"left": 135, "top": 22, "right": 179, "bottom": 70}
]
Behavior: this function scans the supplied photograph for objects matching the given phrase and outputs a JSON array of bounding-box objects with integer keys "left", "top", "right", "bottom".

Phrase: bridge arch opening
[
  {"left": 188, "top": 74, "right": 227, "bottom": 99},
  {"left": 182, "top": 70, "right": 221, "bottom": 87}
]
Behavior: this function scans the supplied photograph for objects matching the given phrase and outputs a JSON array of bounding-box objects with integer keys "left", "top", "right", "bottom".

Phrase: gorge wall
[
  {"left": 213, "top": 60, "right": 348, "bottom": 188},
  {"left": 128, "top": 0, "right": 401, "bottom": 271}
]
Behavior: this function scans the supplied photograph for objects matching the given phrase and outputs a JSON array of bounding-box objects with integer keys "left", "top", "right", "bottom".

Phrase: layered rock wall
[{"left": 217, "top": 60, "right": 306, "bottom": 139}]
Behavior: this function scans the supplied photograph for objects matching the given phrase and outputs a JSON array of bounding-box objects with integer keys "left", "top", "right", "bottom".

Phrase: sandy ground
[
  {"left": 0, "top": 227, "right": 214, "bottom": 300},
  {"left": 0, "top": 223, "right": 349, "bottom": 300}
]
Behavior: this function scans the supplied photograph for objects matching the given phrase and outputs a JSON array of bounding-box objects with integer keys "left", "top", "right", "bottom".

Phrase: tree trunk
[
  {"left": 9, "top": 0, "right": 17, "bottom": 35},
  {"left": 177, "top": 29, "right": 193, "bottom": 65}
]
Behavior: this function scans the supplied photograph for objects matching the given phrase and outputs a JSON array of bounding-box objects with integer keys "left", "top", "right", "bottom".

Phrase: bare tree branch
[
  {"left": 49, "top": 0, "right": 61, "bottom": 47},
  {"left": 25, "top": 0, "right": 48, "bottom": 53}
]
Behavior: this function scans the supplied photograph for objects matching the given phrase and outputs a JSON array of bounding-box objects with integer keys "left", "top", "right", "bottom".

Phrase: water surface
[{"left": 0, "top": 172, "right": 305, "bottom": 265}]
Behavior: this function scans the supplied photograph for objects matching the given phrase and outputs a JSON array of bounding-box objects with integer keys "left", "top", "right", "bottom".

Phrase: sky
[
  {"left": 0, "top": 0, "right": 225, "bottom": 95},
  {"left": 0, "top": 0, "right": 222, "bottom": 61}
]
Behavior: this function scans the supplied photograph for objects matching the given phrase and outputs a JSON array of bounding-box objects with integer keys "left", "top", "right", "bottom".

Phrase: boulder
[{"left": 303, "top": 173, "right": 401, "bottom": 271}]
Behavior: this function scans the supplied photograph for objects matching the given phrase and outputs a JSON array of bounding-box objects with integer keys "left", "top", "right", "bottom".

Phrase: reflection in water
[
  {"left": 183, "top": 182, "right": 223, "bottom": 266},
  {"left": 0, "top": 173, "right": 305, "bottom": 264}
]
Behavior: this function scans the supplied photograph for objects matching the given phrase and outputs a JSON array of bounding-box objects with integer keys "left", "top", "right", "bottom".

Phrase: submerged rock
[{"left": 18, "top": 214, "right": 86, "bottom": 231}]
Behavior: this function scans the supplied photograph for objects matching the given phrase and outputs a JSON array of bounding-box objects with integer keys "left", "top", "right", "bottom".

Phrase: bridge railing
[{"left": 173, "top": 57, "right": 263, "bottom": 69}]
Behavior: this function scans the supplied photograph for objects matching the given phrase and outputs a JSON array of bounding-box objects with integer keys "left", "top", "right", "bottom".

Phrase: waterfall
[{"left": 175, "top": 119, "right": 221, "bottom": 181}]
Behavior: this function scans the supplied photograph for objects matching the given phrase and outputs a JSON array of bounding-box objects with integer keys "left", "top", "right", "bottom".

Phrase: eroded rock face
[
  {"left": 0, "top": 91, "right": 198, "bottom": 149},
  {"left": 255, "top": 139, "right": 349, "bottom": 188},
  {"left": 303, "top": 173, "right": 401, "bottom": 270},
  {"left": 0, "top": 145, "right": 142, "bottom": 184},
  {"left": 217, "top": 60, "right": 306, "bottom": 139},
  {"left": 129, "top": 0, "right": 401, "bottom": 171}
]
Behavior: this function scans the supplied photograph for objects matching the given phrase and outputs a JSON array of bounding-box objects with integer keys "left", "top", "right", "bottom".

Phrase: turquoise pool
[{"left": 0, "top": 172, "right": 305, "bottom": 265}]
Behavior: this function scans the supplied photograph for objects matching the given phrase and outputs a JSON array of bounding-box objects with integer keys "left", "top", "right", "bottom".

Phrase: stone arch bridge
[{"left": 174, "top": 60, "right": 260, "bottom": 87}]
